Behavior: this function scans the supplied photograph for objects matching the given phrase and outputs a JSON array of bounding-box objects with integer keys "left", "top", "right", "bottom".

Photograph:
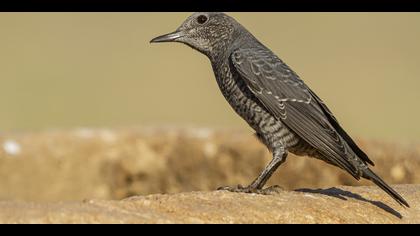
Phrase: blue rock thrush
[{"left": 150, "top": 12, "right": 409, "bottom": 207}]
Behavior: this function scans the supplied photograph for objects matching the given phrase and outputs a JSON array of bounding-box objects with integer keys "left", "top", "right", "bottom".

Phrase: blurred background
[
  {"left": 0, "top": 13, "right": 419, "bottom": 202},
  {"left": 0, "top": 12, "right": 419, "bottom": 141}
]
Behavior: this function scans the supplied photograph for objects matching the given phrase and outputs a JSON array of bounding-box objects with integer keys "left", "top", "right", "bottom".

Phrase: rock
[
  {"left": 0, "top": 185, "right": 418, "bottom": 223},
  {"left": 0, "top": 127, "right": 419, "bottom": 202}
]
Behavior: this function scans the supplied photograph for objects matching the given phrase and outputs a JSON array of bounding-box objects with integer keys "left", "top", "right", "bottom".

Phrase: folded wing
[{"left": 230, "top": 47, "right": 371, "bottom": 179}]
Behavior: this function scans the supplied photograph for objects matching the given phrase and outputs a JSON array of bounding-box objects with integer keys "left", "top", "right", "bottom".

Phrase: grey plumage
[{"left": 151, "top": 12, "right": 409, "bottom": 207}]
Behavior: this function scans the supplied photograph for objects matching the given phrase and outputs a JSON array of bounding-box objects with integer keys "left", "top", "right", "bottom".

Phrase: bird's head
[{"left": 150, "top": 12, "right": 242, "bottom": 59}]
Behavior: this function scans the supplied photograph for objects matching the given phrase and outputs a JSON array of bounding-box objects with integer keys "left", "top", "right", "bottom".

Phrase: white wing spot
[{"left": 266, "top": 75, "right": 277, "bottom": 80}]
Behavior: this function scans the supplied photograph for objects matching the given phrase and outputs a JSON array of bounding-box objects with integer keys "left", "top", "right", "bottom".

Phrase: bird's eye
[{"left": 197, "top": 15, "right": 208, "bottom": 24}]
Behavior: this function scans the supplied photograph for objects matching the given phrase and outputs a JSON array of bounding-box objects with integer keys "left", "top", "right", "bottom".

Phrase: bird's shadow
[{"left": 295, "top": 187, "right": 402, "bottom": 219}]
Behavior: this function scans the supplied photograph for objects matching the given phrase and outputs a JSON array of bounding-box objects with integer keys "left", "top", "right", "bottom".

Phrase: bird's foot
[{"left": 217, "top": 184, "right": 283, "bottom": 195}]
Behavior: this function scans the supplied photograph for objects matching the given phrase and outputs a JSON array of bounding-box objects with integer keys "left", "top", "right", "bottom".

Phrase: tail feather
[{"left": 363, "top": 168, "right": 409, "bottom": 207}]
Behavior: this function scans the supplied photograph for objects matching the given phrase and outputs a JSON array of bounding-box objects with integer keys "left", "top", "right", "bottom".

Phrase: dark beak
[{"left": 150, "top": 31, "right": 184, "bottom": 43}]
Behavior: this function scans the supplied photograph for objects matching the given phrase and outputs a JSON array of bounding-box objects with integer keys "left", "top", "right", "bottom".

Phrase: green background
[{"left": 0, "top": 13, "right": 419, "bottom": 141}]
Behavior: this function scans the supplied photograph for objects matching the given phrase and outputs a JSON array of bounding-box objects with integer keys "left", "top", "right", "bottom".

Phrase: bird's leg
[
  {"left": 249, "top": 149, "right": 287, "bottom": 190},
  {"left": 218, "top": 148, "right": 287, "bottom": 194}
]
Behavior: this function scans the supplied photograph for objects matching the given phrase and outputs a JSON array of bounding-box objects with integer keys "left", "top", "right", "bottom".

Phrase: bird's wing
[
  {"left": 306, "top": 88, "right": 374, "bottom": 166},
  {"left": 230, "top": 47, "right": 367, "bottom": 178}
]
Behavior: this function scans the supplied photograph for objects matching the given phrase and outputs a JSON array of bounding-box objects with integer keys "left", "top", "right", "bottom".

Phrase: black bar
[{"left": 0, "top": 0, "right": 419, "bottom": 12}]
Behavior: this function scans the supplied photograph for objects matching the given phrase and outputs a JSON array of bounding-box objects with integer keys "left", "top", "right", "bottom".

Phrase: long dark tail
[{"left": 362, "top": 168, "right": 409, "bottom": 207}]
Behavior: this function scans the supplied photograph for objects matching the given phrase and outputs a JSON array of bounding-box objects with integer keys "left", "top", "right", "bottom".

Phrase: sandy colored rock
[
  {"left": 0, "top": 127, "right": 419, "bottom": 202},
  {"left": 0, "top": 185, "right": 418, "bottom": 224}
]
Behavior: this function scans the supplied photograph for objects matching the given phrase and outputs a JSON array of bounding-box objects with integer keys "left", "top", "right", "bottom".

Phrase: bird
[{"left": 150, "top": 12, "right": 409, "bottom": 207}]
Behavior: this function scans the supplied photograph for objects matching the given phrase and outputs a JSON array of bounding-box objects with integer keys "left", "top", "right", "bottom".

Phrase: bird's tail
[{"left": 362, "top": 168, "right": 409, "bottom": 207}]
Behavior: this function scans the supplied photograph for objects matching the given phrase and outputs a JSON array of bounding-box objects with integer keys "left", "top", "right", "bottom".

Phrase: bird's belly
[{"left": 218, "top": 73, "right": 300, "bottom": 150}]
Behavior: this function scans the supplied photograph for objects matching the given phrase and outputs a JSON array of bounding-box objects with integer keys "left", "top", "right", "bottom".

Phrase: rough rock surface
[
  {"left": 0, "top": 127, "right": 419, "bottom": 202},
  {"left": 0, "top": 185, "right": 418, "bottom": 224}
]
